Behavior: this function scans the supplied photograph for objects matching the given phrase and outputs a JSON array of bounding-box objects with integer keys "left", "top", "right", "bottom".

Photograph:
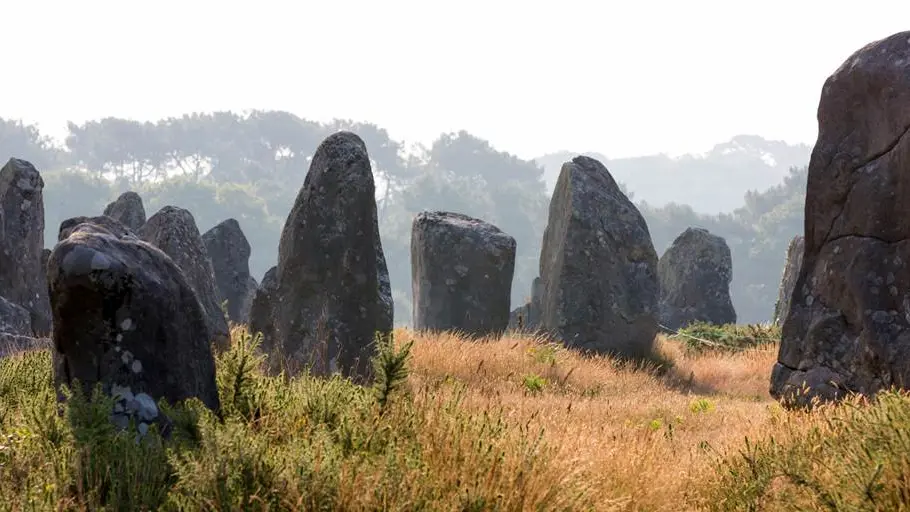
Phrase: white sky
[{"left": 2, "top": 0, "right": 909, "bottom": 159}]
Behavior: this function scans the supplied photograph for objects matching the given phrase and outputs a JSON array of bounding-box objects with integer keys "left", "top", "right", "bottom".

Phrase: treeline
[{"left": 1, "top": 113, "right": 804, "bottom": 324}]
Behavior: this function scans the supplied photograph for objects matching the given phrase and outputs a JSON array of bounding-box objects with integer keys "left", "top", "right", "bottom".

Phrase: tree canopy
[{"left": 4, "top": 112, "right": 806, "bottom": 325}]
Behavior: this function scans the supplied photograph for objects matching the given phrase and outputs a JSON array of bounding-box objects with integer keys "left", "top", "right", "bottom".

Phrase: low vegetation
[
  {"left": 672, "top": 321, "right": 781, "bottom": 353},
  {"left": 1, "top": 325, "right": 908, "bottom": 510}
]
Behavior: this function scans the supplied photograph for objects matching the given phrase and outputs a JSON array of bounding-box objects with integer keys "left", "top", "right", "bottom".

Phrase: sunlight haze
[{"left": 3, "top": 0, "right": 909, "bottom": 158}]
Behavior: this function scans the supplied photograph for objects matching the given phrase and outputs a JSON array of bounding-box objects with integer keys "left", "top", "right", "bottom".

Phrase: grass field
[{"left": 0, "top": 324, "right": 908, "bottom": 511}]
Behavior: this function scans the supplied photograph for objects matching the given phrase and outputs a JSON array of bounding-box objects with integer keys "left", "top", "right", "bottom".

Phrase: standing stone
[
  {"left": 202, "top": 219, "right": 252, "bottom": 324},
  {"left": 48, "top": 222, "right": 220, "bottom": 414},
  {"left": 539, "top": 156, "right": 659, "bottom": 359},
  {"left": 411, "top": 211, "right": 516, "bottom": 338},
  {"left": 771, "top": 31, "right": 910, "bottom": 407},
  {"left": 0, "top": 295, "right": 32, "bottom": 338},
  {"left": 773, "top": 235, "right": 804, "bottom": 326},
  {"left": 0, "top": 294, "right": 44, "bottom": 356},
  {"left": 40, "top": 248, "right": 51, "bottom": 319},
  {"left": 0, "top": 158, "right": 51, "bottom": 335},
  {"left": 240, "top": 275, "right": 258, "bottom": 325},
  {"left": 59, "top": 215, "right": 136, "bottom": 241},
  {"left": 248, "top": 267, "right": 278, "bottom": 357},
  {"left": 274, "top": 131, "right": 393, "bottom": 381},
  {"left": 509, "top": 277, "right": 544, "bottom": 332},
  {"left": 658, "top": 227, "right": 736, "bottom": 330},
  {"left": 139, "top": 206, "right": 230, "bottom": 350},
  {"left": 102, "top": 191, "right": 146, "bottom": 232}
]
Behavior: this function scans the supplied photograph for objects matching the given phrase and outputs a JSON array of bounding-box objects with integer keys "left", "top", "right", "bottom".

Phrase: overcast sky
[{"left": 3, "top": 0, "right": 909, "bottom": 159}]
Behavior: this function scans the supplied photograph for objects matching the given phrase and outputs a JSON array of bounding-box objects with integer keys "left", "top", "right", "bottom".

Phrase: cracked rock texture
[
  {"left": 538, "top": 156, "right": 659, "bottom": 358},
  {"left": 0, "top": 158, "right": 52, "bottom": 336},
  {"left": 771, "top": 31, "right": 910, "bottom": 407},
  {"left": 202, "top": 219, "right": 254, "bottom": 323},
  {"left": 773, "top": 235, "right": 805, "bottom": 325},
  {"left": 140, "top": 206, "right": 230, "bottom": 350},
  {"left": 411, "top": 211, "right": 516, "bottom": 338},
  {"left": 658, "top": 227, "right": 736, "bottom": 330},
  {"left": 49, "top": 221, "right": 220, "bottom": 413},
  {"left": 273, "top": 131, "right": 393, "bottom": 382},
  {"left": 102, "top": 191, "right": 146, "bottom": 232}
]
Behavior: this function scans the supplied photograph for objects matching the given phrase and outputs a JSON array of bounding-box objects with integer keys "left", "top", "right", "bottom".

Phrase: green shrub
[
  {"left": 674, "top": 321, "right": 780, "bottom": 353},
  {"left": 0, "top": 330, "right": 586, "bottom": 510}
]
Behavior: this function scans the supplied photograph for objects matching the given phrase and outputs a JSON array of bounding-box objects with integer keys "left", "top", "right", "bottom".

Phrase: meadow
[{"left": 0, "top": 323, "right": 908, "bottom": 511}]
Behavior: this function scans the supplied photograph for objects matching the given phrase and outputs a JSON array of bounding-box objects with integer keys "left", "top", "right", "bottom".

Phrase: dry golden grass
[
  {"left": 397, "top": 328, "right": 785, "bottom": 510},
  {"left": 8, "top": 325, "right": 903, "bottom": 510}
]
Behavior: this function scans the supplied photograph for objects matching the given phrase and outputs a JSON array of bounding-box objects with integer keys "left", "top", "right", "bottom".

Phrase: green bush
[
  {"left": 674, "top": 321, "right": 780, "bottom": 353},
  {"left": 0, "top": 331, "right": 587, "bottom": 510}
]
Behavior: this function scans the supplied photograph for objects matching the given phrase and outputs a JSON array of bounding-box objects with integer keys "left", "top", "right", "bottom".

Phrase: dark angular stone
[
  {"left": 771, "top": 31, "right": 910, "bottom": 407},
  {"left": 539, "top": 155, "right": 659, "bottom": 359},
  {"left": 411, "top": 211, "right": 516, "bottom": 338}
]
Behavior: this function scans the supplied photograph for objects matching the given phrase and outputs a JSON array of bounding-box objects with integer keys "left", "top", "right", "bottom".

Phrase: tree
[{"left": 0, "top": 118, "right": 62, "bottom": 171}]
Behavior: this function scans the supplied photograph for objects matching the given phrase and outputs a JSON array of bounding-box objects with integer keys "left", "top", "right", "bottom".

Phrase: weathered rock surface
[
  {"left": 658, "top": 227, "right": 736, "bottom": 330},
  {"left": 41, "top": 248, "right": 51, "bottom": 272},
  {"left": 411, "top": 211, "right": 516, "bottom": 338},
  {"left": 48, "top": 221, "right": 220, "bottom": 415},
  {"left": 0, "top": 295, "right": 32, "bottom": 337},
  {"left": 771, "top": 31, "right": 910, "bottom": 407},
  {"left": 202, "top": 219, "right": 252, "bottom": 324},
  {"left": 274, "top": 131, "right": 393, "bottom": 381},
  {"left": 58, "top": 215, "right": 136, "bottom": 241},
  {"left": 103, "top": 191, "right": 146, "bottom": 232},
  {"left": 248, "top": 267, "right": 277, "bottom": 355},
  {"left": 539, "top": 156, "right": 659, "bottom": 359},
  {"left": 508, "top": 277, "right": 543, "bottom": 332},
  {"left": 773, "top": 235, "right": 804, "bottom": 325},
  {"left": 139, "top": 206, "right": 230, "bottom": 350},
  {"left": 0, "top": 158, "right": 51, "bottom": 335},
  {"left": 240, "top": 275, "right": 258, "bottom": 325}
]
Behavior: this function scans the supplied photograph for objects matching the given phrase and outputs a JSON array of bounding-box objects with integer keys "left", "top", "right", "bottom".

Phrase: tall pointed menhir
[
  {"left": 273, "top": 131, "right": 393, "bottom": 382},
  {"left": 0, "top": 158, "right": 52, "bottom": 335},
  {"left": 538, "top": 155, "right": 659, "bottom": 360}
]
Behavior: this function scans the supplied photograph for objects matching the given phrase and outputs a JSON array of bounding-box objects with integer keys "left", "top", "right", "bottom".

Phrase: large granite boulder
[
  {"left": 509, "top": 277, "right": 543, "bottom": 333},
  {"left": 48, "top": 221, "right": 220, "bottom": 418},
  {"left": 658, "top": 227, "right": 736, "bottom": 330},
  {"left": 202, "top": 219, "right": 253, "bottom": 324},
  {"left": 274, "top": 131, "right": 393, "bottom": 381},
  {"left": 411, "top": 211, "right": 516, "bottom": 338},
  {"left": 139, "top": 206, "right": 230, "bottom": 350},
  {"left": 773, "top": 235, "right": 805, "bottom": 326},
  {"left": 0, "top": 158, "right": 51, "bottom": 335},
  {"left": 539, "top": 156, "right": 659, "bottom": 359},
  {"left": 102, "top": 191, "right": 146, "bottom": 232},
  {"left": 771, "top": 31, "right": 910, "bottom": 406}
]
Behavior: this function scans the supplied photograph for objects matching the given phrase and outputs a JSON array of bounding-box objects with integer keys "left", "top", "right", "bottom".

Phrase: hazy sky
[{"left": 4, "top": 0, "right": 909, "bottom": 159}]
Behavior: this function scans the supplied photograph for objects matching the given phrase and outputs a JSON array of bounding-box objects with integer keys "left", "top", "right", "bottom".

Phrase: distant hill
[{"left": 534, "top": 135, "right": 812, "bottom": 214}]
